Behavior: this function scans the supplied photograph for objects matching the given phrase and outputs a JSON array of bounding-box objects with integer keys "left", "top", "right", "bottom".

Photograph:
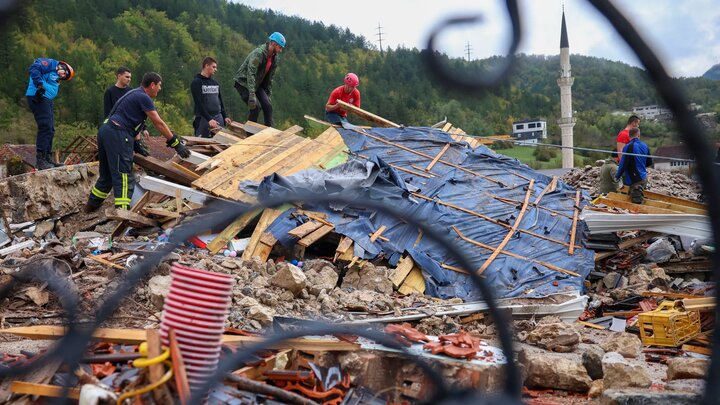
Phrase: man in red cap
[
  {"left": 325, "top": 72, "right": 361, "bottom": 125},
  {"left": 25, "top": 57, "right": 74, "bottom": 170}
]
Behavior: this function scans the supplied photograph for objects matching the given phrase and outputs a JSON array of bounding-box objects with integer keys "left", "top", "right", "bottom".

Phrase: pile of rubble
[{"left": 562, "top": 165, "right": 703, "bottom": 201}]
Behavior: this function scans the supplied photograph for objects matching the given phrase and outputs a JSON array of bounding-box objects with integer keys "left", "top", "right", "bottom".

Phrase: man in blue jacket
[
  {"left": 25, "top": 58, "right": 74, "bottom": 170},
  {"left": 616, "top": 127, "right": 653, "bottom": 204}
]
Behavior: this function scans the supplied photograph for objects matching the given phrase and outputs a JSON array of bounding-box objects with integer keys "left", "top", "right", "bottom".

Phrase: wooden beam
[
  {"left": 171, "top": 161, "right": 201, "bottom": 181},
  {"left": 0, "top": 326, "right": 360, "bottom": 351},
  {"left": 169, "top": 328, "right": 190, "bottom": 405},
  {"left": 440, "top": 263, "right": 470, "bottom": 274},
  {"left": 478, "top": 180, "right": 534, "bottom": 274},
  {"left": 297, "top": 224, "right": 334, "bottom": 247},
  {"left": 138, "top": 176, "right": 214, "bottom": 205},
  {"left": 146, "top": 329, "right": 173, "bottom": 404},
  {"left": 619, "top": 186, "right": 706, "bottom": 210},
  {"left": 287, "top": 221, "right": 323, "bottom": 238},
  {"left": 206, "top": 209, "right": 261, "bottom": 254},
  {"left": 595, "top": 197, "right": 681, "bottom": 215},
  {"left": 242, "top": 207, "right": 288, "bottom": 261},
  {"left": 105, "top": 208, "right": 158, "bottom": 228},
  {"left": 87, "top": 254, "right": 125, "bottom": 270},
  {"left": 569, "top": 190, "right": 581, "bottom": 255},
  {"left": 10, "top": 382, "right": 80, "bottom": 400},
  {"left": 334, "top": 236, "right": 353, "bottom": 262},
  {"left": 133, "top": 154, "right": 196, "bottom": 186},
  {"left": 452, "top": 226, "right": 579, "bottom": 277},
  {"left": 606, "top": 192, "right": 705, "bottom": 215},
  {"left": 390, "top": 255, "right": 416, "bottom": 287},
  {"left": 336, "top": 100, "right": 400, "bottom": 128},
  {"left": 283, "top": 124, "right": 304, "bottom": 135},
  {"left": 398, "top": 267, "right": 426, "bottom": 295},
  {"left": 111, "top": 189, "right": 153, "bottom": 238},
  {"left": 304, "top": 114, "right": 332, "bottom": 127},
  {"left": 425, "top": 143, "right": 450, "bottom": 171},
  {"left": 369, "top": 225, "right": 388, "bottom": 243},
  {"left": 142, "top": 207, "right": 182, "bottom": 219}
]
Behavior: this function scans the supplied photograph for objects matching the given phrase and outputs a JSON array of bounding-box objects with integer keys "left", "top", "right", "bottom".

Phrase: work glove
[
  {"left": 33, "top": 84, "right": 45, "bottom": 102},
  {"left": 248, "top": 92, "right": 257, "bottom": 110},
  {"left": 167, "top": 134, "right": 191, "bottom": 159},
  {"left": 133, "top": 139, "right": 150, "bottom": 157}
]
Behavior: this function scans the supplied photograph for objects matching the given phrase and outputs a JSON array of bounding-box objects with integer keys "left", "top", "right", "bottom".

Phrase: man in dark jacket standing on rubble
[
  {"left": 191, "top": 57, "right": 232, "bottom": 137},
  {"left": 616, "top": 127, "right": 652, "bottom": 204},
  {"left": 84, "top": 72, "right": 191, "bottom": 212},
  {"left": 25, "top": 57, "right": 74, "bottom": 170},
  {"left": 233, "top": 32, "right": 285, "bottom": 128}
]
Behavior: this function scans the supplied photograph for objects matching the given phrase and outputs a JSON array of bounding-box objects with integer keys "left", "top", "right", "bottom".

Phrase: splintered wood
[{"left": 192, "top": 127, "right": 347, "bottom": 202}]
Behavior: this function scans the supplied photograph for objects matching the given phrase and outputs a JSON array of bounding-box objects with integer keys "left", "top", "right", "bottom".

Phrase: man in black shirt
[
  {"left": 103, "top": 67, "right": 132, "bottom": 117},
  {"left": 191, "top": 57, "right": 231, "bottom": 137}
]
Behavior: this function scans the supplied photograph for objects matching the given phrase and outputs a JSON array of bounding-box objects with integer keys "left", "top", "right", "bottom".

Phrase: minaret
[{"left": 557, "top": 8, "right": 576, "bottom": 169}]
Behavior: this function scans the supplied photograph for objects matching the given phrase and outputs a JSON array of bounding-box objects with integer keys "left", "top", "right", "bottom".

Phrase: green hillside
[{"left": 1, "top": 0, "right": 719, "bottom": 163}]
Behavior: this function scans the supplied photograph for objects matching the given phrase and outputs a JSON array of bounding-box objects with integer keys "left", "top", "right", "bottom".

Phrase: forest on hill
[{"left": 1, "top": 0, "right": 719, "bottom": 162}]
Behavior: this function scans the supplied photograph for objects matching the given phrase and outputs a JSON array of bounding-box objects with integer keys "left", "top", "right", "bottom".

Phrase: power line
[
  {"left": 464, "top": 41, "right": 472, "bottom": 61},
  {"left": 376, "top": 22, "right": 385, "bottom": 56}
]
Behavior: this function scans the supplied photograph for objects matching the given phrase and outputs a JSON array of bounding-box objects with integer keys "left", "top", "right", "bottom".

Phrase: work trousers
[
  {"left": 325, "top": 112, "right": 348, "bottom": 125},
  {"left": 88, "top": 123, "right": 135, "bottom": 209},
  {"left": 628, "top": 179, "right": 647, "bottom": 204},
  {"left": 28, "top": 96, "right": 55, "bottom": 154},
  {"left": 234, "top": 83, "right": 273, "bottom": 128},
  {"left": 193, "top": 113, "right": 224, "bottom": 138}
]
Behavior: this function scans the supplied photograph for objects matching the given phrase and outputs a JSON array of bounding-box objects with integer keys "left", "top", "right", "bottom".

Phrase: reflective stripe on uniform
[
  {"left": 91, "top": 187, "right": 109, "bottom": 199},
  {"left": 121, "top": 173, "right": 128, "bottom": 202}
]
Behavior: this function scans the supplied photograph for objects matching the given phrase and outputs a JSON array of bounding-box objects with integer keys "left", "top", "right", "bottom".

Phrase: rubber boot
[
  {"left": 46, "top": 152, "right": 64, "bottom": 168},
  {"left": 83, "top": 197, "right": 104, "bottom": 213}
]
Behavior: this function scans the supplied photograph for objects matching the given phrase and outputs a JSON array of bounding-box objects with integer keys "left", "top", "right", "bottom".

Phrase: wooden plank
[
  {"left": 146, "top": 329, "right": 173, "bottom": 404},
  {"left": 233, "top": 349, "right": 292, "bottom": 380},
  {"left": 335, "top": 236, "right": 354, "bottom": 262},
  {"left": 287, "top": 221, "right": 323, "bottom": 238},
  {"left": 0, "top": 240, "right": 35, "bottom": 256},
  {"left": 682, "top": 344, "right": 711, "bottom": 356},
  {"left": 171, "top": 161, "right": 201, "bottom": 181},
  {"left": 478, "top": 179, "right": 535, "bottom": 274},
  {"left": 390, "top": 255, "right": 415, "bottom": 287},
  {"left": 105, "top": 208, "right": 158, "bottom": 228},
  {"left": 87, "top": 254, "right": 125, "bottom": 270},
  {"left": 439, "top": 263, "right": 470, "bottom": 274},
  {"left": 206, "top": 209, "right": 262, "bottom": 254},
  {"left": 133, "top": 154, "right": 196, "bottom": 186},
  {"left": 606, "top": 192, "right": 705, "bottom": 215},
  {"left": 425, "top": 143, "right": 450, "bottom": 171},
  {"left": 596, "top": 197, "right": 681, "bottom": 215},
  {"left": 441, "top": 122, "right": 453, "bottom": 132},
  {"left": 169, "top": 328, "right": 190, "bottom": 405},
  {"left": 304, "top": 114, "right": 332, "bottom": 127},
  {"left": 369, "top": 225, "right": 388, "bottom": 243},
  {"left": 297, "top": 224, "right": 334, "bottom": 247},
  {"left": 241, "top": 207, "right": 288, "bottom": 261},
  {"left": 182, "top": 136, "right": 221, "bottom": 145},
  {"left": 283, "top": 124, "right": 304, "bottom": 135},
  {"left": 10, "top": 382, "right": 80, "bottom": 400},
  {"left": 259, "top": 231, "right": 278, "bottom": 246},
  {"left": 138, "top": 176, "right": 214, "bottom": 205},
  {"left": 569, "top": 190, "right": 581, "bottom": 255},
  {"left": 398, "top": 267, "right": 426, "bottom": 295},
  {"left": 212, "top": 131, "right": 244, "bottom": 145},
  {"left": 336, "top": 100, "right": 400, "bottom": 128},
  {"left": 577, "top": 320, "right": 607, "bottom": 330},
  {"left": 0, "top": 326, "right": 360, "bottom": 351},
  {"left": 111, "top": 190, "right": 152, "bottom": 238},
  {"left": 619, "top": 186, "right": 706, "bottom": 210},
  {"left": 142, "top": 207, "right": 181, "bottom": 219}
]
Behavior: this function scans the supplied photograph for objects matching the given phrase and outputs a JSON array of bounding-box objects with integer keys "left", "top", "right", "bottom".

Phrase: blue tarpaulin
[{"left": 248, "top": 126, "right": 594, "bottom": 301}]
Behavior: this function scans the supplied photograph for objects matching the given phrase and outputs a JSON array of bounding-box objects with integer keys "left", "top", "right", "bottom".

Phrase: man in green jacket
[
  {"left": 233, "top": 32, "right": 285, "bottom": 128},
  {"left": 597, "top": 152, "right": 621, "bottom": 195}
]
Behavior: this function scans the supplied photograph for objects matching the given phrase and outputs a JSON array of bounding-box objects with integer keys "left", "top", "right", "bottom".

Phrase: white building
[
  {"left": 631, "top": 105, "right": 672, "bottom": 120},
  {"left": 653, "top": 145, "right": 692, "bottom": 173},
  {"left": 512, "top": 120, "right": 547, "bottom": 145}
]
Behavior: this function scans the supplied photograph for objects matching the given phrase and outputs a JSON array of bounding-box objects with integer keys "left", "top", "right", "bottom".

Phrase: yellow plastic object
[
  {"left": 637, "top": 301, "right": 701, "bottom": 347},
  {"left": 116, "top": 361, "right": 173, "bottom": 405},
  {"left": 133, "top": 342, "right": 170, "bottom": 367}
]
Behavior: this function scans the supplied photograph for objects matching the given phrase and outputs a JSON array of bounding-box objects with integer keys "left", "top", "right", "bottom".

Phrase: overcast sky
[{"left": 238, "top": 0, "right": 719, "bottom": 78}]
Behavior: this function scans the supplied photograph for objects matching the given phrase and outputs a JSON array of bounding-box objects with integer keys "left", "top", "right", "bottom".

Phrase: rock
[
  {"left": 603, "top": 272, "right": 622, "bottom": 289},
  {"left": 248, "top": 305, "right": 275, "bottom": 325},
  {"left": 251, "top": 275, "right": 268, "bottom": 287},
  {"left": 582, "top": 346, "right": 605, "bottom": 380},
  {"left": 667, "top": 358, "right": 709, "bottom": 380},
  {"left": 602, "top": 352, "right": 651, "bottom": 389},
  {"left": 588, "top": 379, "right": 603, "bottom": 398},
  {"left": 341, "top": 263, "right": 393, "bottom": 294},
  {"left": 600, "top": 333, "right": 641, "bottom": 358},
  {"left": 520, "top": 350, "right": 591, "bottom": 392},
  {"left": 305, "top": 263, "right": 339, "bottom": 295},
  {"left": 665, "top": 379, "right": 706, "bottom": 393},
  {"left": 220, "top": 259, "right": 239, "bottom": 269},
  {"left": 269, "top": 263, "right": 307, "bottom": 295},
  {"left": 33, "top": 221, "right": 55, "bottom": 238},
  {"left": 600, "top": 388, "right": 701, "bottom": 405},
  {"left": 526, "top": 322, "right": 581, "bottom": 352},
  {"left": 237, "top": 296, "right": 258, "bottom": 307},
  {"left": 148, "top": 275, "right": 171, "bottom": 310}
]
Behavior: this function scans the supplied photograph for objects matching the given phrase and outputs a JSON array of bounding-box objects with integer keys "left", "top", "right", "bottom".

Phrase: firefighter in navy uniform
[{"left": 84, "top": 72, "right": 190, "bottom": 212}]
